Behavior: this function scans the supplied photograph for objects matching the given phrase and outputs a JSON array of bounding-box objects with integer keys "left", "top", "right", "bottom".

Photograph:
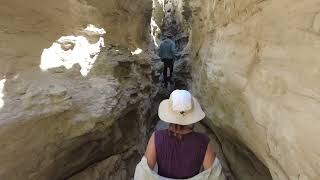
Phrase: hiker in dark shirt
[{"left": 159, "top": 34, "right": 177, "bottom": 86}]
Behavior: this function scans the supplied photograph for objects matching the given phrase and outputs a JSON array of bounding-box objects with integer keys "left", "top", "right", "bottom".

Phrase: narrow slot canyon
[{"left": 0, "top": 0, "right": 319, "bottom": 180}]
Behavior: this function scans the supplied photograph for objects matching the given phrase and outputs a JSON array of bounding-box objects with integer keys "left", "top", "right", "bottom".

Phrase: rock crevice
[{"left": 1, "top": 0, "right": 320, "bottom": 180}]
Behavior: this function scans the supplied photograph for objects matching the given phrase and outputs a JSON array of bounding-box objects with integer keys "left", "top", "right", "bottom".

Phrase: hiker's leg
[
  {"left": 169, "top": 60, "right": 174, "bottom": 80},
  {"left": 163, "top": 61, "right": 168, "bottom": 84}
]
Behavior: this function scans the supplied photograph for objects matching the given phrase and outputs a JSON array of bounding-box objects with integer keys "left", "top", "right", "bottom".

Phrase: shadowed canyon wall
[{"left": 0, "top": 0, "right": 152, "bottom": 179}]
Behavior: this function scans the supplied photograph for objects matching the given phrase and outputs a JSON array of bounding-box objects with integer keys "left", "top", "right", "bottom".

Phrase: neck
[{"left": 168, "top": 124, "right": 193, "bottom": 134}]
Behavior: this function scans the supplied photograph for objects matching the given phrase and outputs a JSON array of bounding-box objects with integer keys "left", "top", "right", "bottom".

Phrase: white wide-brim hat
[{"left": 158, "top": 90, "right": 205, "bottom": 125}]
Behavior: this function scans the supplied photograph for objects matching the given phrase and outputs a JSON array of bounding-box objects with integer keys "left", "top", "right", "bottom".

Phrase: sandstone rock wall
[
  {"left": 0, "top": 0, "right": 152, "bottom": 179},
  {"left": 187, "top": 0, "right": 320, "bottom": 179},
  {"left": 0, "top": 45, "right": 152, "bottom": 180},
  {"left": 0, "top": 0, "right": 152, "bottom": 77}
]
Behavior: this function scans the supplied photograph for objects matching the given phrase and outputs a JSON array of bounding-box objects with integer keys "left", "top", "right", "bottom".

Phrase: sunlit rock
[
  {"left": 84, "top": 24, "right": 106, "bottom": 35},
  {"left": 0, "top": 79, "right": 6, "bottom": 109},
  {"left": 131, "top": 48, "right": 143, "bottom": 55},
  {"left": 40, "top": 25, "right": 106, "bottom": 76}
]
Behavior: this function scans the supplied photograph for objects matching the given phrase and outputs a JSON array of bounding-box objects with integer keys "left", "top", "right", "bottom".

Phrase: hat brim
[{"left": 158, "top": 97, "right": 205, "bottom": 125}]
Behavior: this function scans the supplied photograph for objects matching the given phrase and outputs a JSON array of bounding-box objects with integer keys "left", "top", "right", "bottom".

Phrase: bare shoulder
[
  {"left": 144, "top": 132, "right": 156, "bottom": 169},
  {"left": 203, "top": 142, "right": 216, "bottom": 170},
  {"left": 146, "top": 132, "right": 155, "bottom": 150}
]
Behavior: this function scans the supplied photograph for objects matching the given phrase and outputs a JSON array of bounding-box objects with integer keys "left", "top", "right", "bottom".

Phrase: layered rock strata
[{"left": 0, "top": 0, "right": 152, "bottom": 179}]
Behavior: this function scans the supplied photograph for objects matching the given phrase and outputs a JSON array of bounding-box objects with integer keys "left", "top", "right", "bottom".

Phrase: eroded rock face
[
  {"left": 0, "top": 0, "right": 152, "bottom": 77},
  {"left": 0, "top": 0, "right": 152, "bottom": 179},
  {"left": 0, "top": 46, "right": 152, "bottom": 180},
  {"left": 187, "top": 0, "right": 320, "bottom": 179},
  {"left": 68, "top": 147, "right": 141, "bottom": 180}
]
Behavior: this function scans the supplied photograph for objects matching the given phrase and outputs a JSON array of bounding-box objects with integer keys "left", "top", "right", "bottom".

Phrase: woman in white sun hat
[{"left": 144, "top": 90, "right": 215, "bottom": 179}]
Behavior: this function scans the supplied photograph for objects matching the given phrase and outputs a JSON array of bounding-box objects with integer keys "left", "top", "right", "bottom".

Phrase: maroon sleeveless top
[{"left": 155, "top": 129, "right": 210, "bottom": 179}]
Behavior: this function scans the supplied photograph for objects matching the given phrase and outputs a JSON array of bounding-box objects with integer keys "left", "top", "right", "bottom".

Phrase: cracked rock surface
[{"left": 0, "top": 0, "right": 152, "bottom": 179}]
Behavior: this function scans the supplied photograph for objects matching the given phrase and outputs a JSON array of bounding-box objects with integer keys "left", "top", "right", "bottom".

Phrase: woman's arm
[
  {"left": 203, "top": 143, "right": 215, "bottom": 170},
  {"left": 144, "top": 132, "right": 157, "bottom": 170}
]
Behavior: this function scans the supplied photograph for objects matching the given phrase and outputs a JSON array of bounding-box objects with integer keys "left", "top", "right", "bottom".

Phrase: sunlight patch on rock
[
  {"left": 0, "top": 79, "right": 6, "bottom": 109},
  {"left": 40, "top": 25, "right": 106, "bottom": 76},
  {"left": 131, "top": 48, "right": 143, "bottom": 55},
  {"left": 150, "top": 0, "right": 164, "bottom": 48},
  {"left": 84, "top": 24, "right": 106, "bottom": 35},
  {"left": 150, "top": 18, "right": 161, "bottom": 47},
  {"left": 152, "top": 0, "right": 164, "bottom": 8}
]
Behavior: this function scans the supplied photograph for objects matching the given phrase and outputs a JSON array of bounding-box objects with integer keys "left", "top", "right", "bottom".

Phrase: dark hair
[
  {"left": 165, "top": 33, "right": 173, "bottom": 39},
  {"left": 168, "top": 123, "right": 194, "bottom": 140}
]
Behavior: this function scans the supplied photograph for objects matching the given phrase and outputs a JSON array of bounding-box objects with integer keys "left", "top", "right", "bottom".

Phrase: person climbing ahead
[
  {"left": 159, "top": 33, "right": 177, "bottom": 86},
  {"left": 144, "top": 90, "right": 215, "bottom": 179}
]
